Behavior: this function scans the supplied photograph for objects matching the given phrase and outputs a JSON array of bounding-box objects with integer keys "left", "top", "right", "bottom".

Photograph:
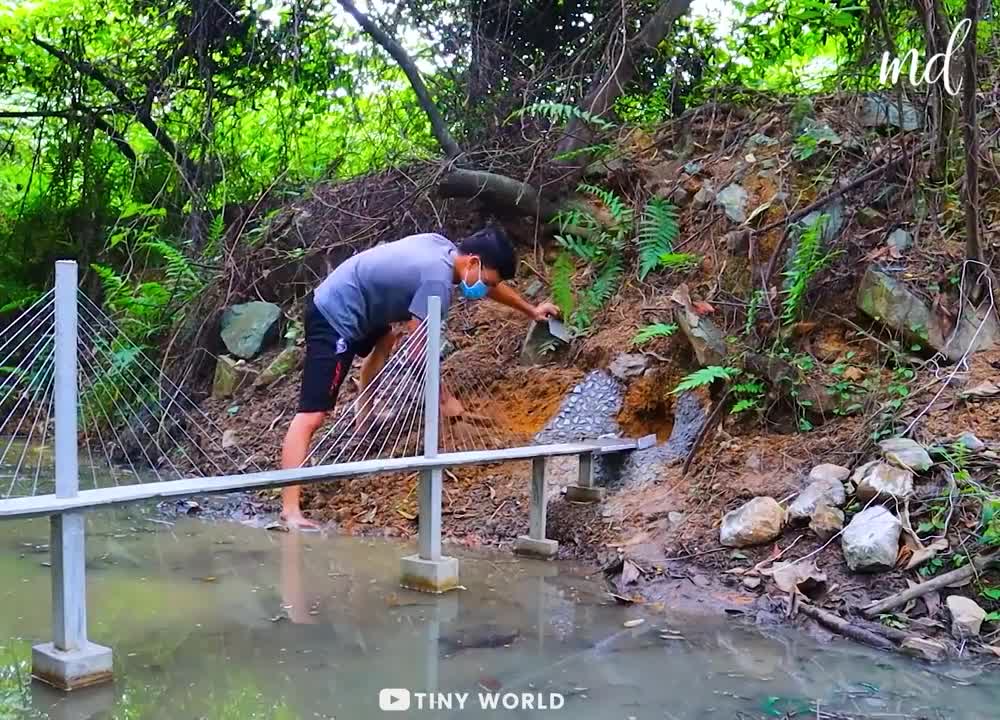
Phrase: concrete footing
[
  {"left": 400, "top": 555, "right": 460, "bottom": 593},
  {"left": 514, "top": 535, "right": 559, "bottom": 558},
  {"left": 565, "top": 484, "right": 605, "bottom": 503},
  {"left": 31, "top": 642, "right": 113, "bottom": 691}
]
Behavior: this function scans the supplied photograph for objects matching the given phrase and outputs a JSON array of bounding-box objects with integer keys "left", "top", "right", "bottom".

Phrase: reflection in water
[{"left": 0, "top": 513, "right": 999, "bottom": 719}]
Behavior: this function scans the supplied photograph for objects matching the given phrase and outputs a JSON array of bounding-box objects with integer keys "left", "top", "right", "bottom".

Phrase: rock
[
  {"left": 809, "top": 504, "right": 845, "bottom": 540},
  {"left": 212, "top": 355, "right": 254, "bottom": 399},
  {"left": 716, "top": 183, "right": 749, "bottom": 223},
  {"left": 857, "top": 268, "right": 939, "bottom": 350},
  {"left": 879, "top": 437, "right": 933, "bottom": 473},
  {"left": 798, "top": 201, "right": 844, "bottom": 245},
  {"left": 672, "top": 286, "right": 729, "bottom": 367},
  {"left": 852, "top": 461, "right": 914, "bottom": 503},
  {"left": 725, "top": 230, "right": 750, "bottom": 255},
  {"left": 221, "top": 429, "right": 238, "bottom": 449},
  {"left": 742, "top": 576, "right": 762, "bottom": 589},
  {"left": 887, "top": 228, "right": 913, "bottom": 253},
  {"left": 841, "top": 506, "right": 901, "bottom": 572},
  {"left": 749, "top": 133, "right": 779, "bottom": 147},
  {"left": 901, "top": 637, "right": 948, "bottom": 662},
  {"left": 788, "top": 478, "right": 847, "bottom": 523},
  {"left": 523, "top": 279, "right": 544, "bottom": 298},
  {"left": 521, "top": 320, "right": 566, "bottom": 365},
  {"left": 809, "top": 463, "right": 850, "bottom": 484},
  {"left": 692, "top": 183, "right": 714, "bottom": 210},
  {"left": 671, "top": 187, "right": 690, "bottom": 207},
  {"left": 254, "top": 345, "right": 303, "bottom": 388},
  {"left": 220, "top": 301, "right": 282, "bottom": 359},
  {"left": 719, "top": 497, "right": 785, "bottom": 548},
  {"left": 861, "top": 94, "right": 921, "bottom": 131},
  {"left": 609, "top": 353, "right": 648, "bottom": 381},
  {"left": 683, "top": 161, "right": 702, "bottom": 175},
  {"left": 668, "top": 511, "right": 685, "bottom": 527},
  {"left": 856, "top": 207, "right": 885, "bottom": 228},
  {"left": 958, "top": 431, "right": 986, "bottom": 453},
  {"left": 946, "top": 596, "right": 987, "bottom": 639}
]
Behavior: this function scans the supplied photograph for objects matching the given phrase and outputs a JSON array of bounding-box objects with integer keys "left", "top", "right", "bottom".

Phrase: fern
[
  {"left": 780, "top": 214, "right": 838, "bottom": 325},
  {"left": 556, "top": 232, "right": 603, "bottom": 263},
  {"left": 577, "top": 183, "right": 634, "bottom": 225},
  {"left": 671, "top": 366, "right": 739, "bottom": 394},
  {"left": 572, "top": 254, "right": 622, "bottom": 330},
  {"left": 141, "top": 240, "right": 201, "bottom": 295},
  {"left": 631, "top": 323, "right": 678, "bottom": 347},
  {"left": 744, "top": 288, "right": 764, "bottom": 336},
  {"left": 658, "top": 252, "right": 701, "bottom": 270},
  {"left": 208, "top": 213, "right": 226, "bottom": 249},
  {"left": 506, "top": 102, "right": 614, "bottom": 130},
  {"left": 637, "top": 198, "right": 679, "bottom": 279},
  {"left": 551, "top": 252, "right": 576, "bottom": 321}
]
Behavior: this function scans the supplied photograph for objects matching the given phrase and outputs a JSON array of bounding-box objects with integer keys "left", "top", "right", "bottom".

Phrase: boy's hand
[{"left": 532, "top": 302, "right": 560, "bottom": 321}]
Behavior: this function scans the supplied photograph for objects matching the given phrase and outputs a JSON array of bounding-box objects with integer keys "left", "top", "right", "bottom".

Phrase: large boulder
[
  {"left": 788, "top": 477, "right": 846, "bottom": 523},
  {"left": 720, "top": 497, "right": 785, "bottom": 547},
  {"left": 842, "top": 506, "right": 901, "bottom": 572},
  {"left": 879, "top": 437, "right": 932, "bottom": 473},
  {"left": 852, "top": 461, "right": 914, "bottom": 503},
  {"left": 946, "top": 596, "right": 987, "bottom": 639},
  {"left": 221, "top": 302, "right": 282, "bottom": 359}
]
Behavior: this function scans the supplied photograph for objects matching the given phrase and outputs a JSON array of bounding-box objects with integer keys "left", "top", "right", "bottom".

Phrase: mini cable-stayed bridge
[{"left": 0, "top": 261, "right": 652, "bottom": 691}]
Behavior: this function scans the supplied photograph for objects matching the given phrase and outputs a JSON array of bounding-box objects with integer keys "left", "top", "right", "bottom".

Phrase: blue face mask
[{"left": 460, "top": 260, "right": 488, "bottom": 300}]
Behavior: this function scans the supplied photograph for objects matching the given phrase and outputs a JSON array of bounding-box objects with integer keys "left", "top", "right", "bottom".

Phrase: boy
[{"left": 281, "top": 227, "right": 558, "bottom": 528}]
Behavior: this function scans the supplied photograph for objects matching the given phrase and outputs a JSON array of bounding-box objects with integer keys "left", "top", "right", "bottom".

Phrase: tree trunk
[
  {"left": 553, "top": 0, "right": 693, "bottom": 165},
  {"left": 961, "top": 11, "right": 983, "bottom": 270}
]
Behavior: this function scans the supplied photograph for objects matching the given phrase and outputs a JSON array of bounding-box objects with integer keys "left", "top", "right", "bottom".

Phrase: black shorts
[{"left": 298, "top": 294, "right": 389, "bottom": 413}]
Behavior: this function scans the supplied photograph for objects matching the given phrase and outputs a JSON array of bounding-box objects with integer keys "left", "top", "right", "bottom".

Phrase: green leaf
[
  {"left": 637, "top": 198, "right": 679, "bottom": 279},
  {"left": 631, "top": 323, "right": 677, "bottom": 347},
  {"left": 672, "top": 366, "right": 738, "bottom": 394}
]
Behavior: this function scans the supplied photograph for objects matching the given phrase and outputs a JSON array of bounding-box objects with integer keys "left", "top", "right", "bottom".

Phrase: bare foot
[{"left": 280, "top": 512, "right": 321, "bottom": 530}]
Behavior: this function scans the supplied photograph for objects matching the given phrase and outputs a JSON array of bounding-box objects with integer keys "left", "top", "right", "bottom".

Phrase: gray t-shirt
[{"left": 313, "top": 233, "right": 456, "bottom": 342}]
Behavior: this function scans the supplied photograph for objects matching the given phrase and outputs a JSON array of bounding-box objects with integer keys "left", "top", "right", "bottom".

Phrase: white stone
[
  {"left": 841, "top": 506, "right": 900, "bottom": 572},
  {"left": 788, "top": 478, "right": 847, "bottom": 523},
  {"left": 808, "top": 463, "right": 850, "bottom": 484},
  {"left": 946, "top": 595, "right": 987, "bottom": 639},
  {"left": 958, "top": 432, "right": 986, "bottom": 453},
  {"left": 853, "top": 461, "right": 914, "bottom": 503},
  {"left": 879, "top": 437, "right": 933, "bottom": 472},
  {"left": 720, "top": 497, "right": 785, "bottom": 548}
]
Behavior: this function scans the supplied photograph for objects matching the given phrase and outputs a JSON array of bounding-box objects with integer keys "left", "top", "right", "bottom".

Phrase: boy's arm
[{"left": 487, "top": 282, "right": 559, "bottom": 321}]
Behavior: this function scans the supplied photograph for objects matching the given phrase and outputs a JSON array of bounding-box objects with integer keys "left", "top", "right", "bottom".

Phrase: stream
[{"left": 2, "top": 447, "right": 1000, "bottom": 718}]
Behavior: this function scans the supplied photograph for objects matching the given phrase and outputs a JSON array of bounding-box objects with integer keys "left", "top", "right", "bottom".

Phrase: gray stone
[
  {"left": 861, "top": 94, "right": 922, "bottom": 131},
  {"left": 946, "top": 595, "right": 987, "bottom": 639},
  {"left": 958, "top": 432, "right": 986, "bottom": 453},
  {"left": 887, "top": 228, "right": 913, "bottom": 253},
  {"left": 716, "top": 183, "right": 749, "bottom": 223},
  {"left": 521, "top": 320, "right": 567, "bottom": 365},
  {"left": 254, "top": 345, "right": 303, "bottom": 388},
  {"left": 684, "top": 161, "right": 702, "bottom": 175},
  {"left": 220, "top": 301, "right": 282, "bottom": 359},
  {"left": 668, "top": 511, "right": 685, "bottom": 527},
  {"left": 879, "top": 437, "right": 933, "bottom": 473},
  {"left": 799, "top": 201, "right": 844, "bottom": 244},
  {"left": 720, "top": 497, "right": 785, "bottom": 548},
  {"left": 853, "top": 460, "right": 914, "bottom": 503},
  {"left": 901, "top": 637, "right": 948, "bottom": 662},
  {"left": 671, "top": 187, "right": 690, "bottom": 207},
  {"left": 788, "top": 478, "right": 847, "bottom": 523},
  {"left": 857, "top": 268, "right": 938, "bottom": 349},
  {"left": 212, "top": 355, "right": 253, "bottom": 399},
  {"left": 760, "top": 159, "right": 777, "bottom": 170},
  {"left": 749, "top": 133, "right": 779, "bottom": 147},
  {"left": 692, "top": 184, "right": 715, "bottom": 210},
  {"left": 675, "top": 310, "right": 728, "bottom": 367},
  {"left": 725, "top": 230, "right": 750, "bottom": 255},
  {"left": 809, "top": 504, "right": 845, "bottom": 540},
  {"left": 809, "top": 463, "right": 850, "bottom": 484},
  {"left": 842, "top": 506, "right": 901, "bottom": 572},
  {"left": 523, "top": 279, "right": 544, "bottom": 298},
  {"left": 609, "top": 353, "right": 648, "bottom": 381}
]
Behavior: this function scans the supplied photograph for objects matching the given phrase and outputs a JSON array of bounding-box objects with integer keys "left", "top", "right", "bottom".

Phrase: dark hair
[{"left": 458, "top": 227, "right": 517, "bottom": 280}]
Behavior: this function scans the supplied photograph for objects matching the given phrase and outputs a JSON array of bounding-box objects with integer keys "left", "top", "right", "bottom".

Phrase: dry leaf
[
  {"left": 843, "top": 366, "right": 865, "bottom": 382},
  {"left": 692, "top": 300, "right": 716, "bottom": 315},
  {"left": 961, "top": 381, "right": 1000, "bottom": 399},
  {"left": 396, "top": 509, "right": 417, "bottom": 520},
  {"left": 764, "top": 560, "right": 827, "bottom": 598},
  {"left": 905, "top": 537, "right": 948, "bottom": 571}
]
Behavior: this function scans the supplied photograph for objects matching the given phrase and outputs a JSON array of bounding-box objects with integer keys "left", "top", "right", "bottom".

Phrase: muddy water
[{"left": 1, "top": 512, "right": 999, "bottom": 719}]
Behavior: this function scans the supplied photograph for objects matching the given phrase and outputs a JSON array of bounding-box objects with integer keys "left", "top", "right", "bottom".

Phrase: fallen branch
[
  {"left": 797, "top": 603, "right": 897, "bottom": 651},
  {"left": 862, "top": 551, "right": 1000, "bottom": 618}
]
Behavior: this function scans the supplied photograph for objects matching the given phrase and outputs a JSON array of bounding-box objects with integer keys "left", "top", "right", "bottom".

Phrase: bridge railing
[{"left": 0, "top": 261, "right": 649, "bottom": 691}]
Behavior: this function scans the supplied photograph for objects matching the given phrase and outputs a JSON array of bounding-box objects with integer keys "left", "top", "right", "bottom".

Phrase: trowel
[{"left": 547, "top": 318, "right": 572, "bottom": 343}]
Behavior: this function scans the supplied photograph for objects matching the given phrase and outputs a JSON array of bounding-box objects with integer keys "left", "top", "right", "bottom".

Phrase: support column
[
  {"left": 515, "top": 457, "right": 558, "bottom": 558},
  {"left": 565, "top": 452, "right": 605, "bottom": 503},
  {"left": 401, "top": 295, "right": 458, "bottom": 593},
  {"left": 32, "top": 261, "right": 113, "bottom": 691}
]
